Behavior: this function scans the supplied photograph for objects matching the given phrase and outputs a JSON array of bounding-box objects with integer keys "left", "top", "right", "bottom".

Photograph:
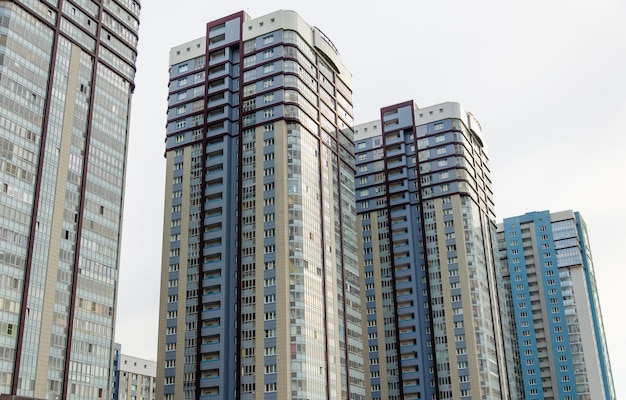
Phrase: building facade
[
  {"left": 157, "top": 10, "right": 364, "bottom": 400},
  {"left": 112, "top": 344, "right": 156, "bottom": 400},
  {"left": 498, "top": 210, "right": 616, "bottom": 400},
  {"left": 0, "top": 1, "right": 139, "bottom": 399},
  {"left": 354, "top": 101, "right": 513, "bottom": 400}
]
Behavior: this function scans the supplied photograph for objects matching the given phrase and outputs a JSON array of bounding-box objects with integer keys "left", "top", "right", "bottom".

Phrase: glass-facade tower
[
  {"left": 0, "top": 1, "right": 140, "bottom": 399},
  {"left": 355, "top": 101, "right": 513, "bottom": 400},
  {"left": 498, "top": 210, "right": 616, "bottom": 400},
  {"left": 157, "top": 10, "right": 364, "bottom": 400}
]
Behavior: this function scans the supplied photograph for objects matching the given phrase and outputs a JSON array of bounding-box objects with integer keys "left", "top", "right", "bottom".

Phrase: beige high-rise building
[
  {"left": 354, "top": 101, "right": 514, "bottom": 400},
  {"left": 0, "top": 1, "right": 140, "bottom": 400},
  {"left": 157, "top": 10, "right": 364, "bottom": 400}
]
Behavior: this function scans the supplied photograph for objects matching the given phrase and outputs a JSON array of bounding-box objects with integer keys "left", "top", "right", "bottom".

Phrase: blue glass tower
[{"left": 498, "top": 210, "right": 616, "bottom": 400}]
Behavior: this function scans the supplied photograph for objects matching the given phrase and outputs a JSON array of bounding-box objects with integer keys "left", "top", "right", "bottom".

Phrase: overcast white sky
[{"left": 115, "top": 0, "right": 626, "bottom": 396}]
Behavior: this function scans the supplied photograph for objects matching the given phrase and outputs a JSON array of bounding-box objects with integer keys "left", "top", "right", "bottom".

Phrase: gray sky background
[{"left": 115, "top": 1, "right": 626, "bottom": 396}]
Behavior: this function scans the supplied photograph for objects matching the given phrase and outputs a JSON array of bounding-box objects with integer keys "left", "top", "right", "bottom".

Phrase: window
[{"left": 178, "top": 64, "right": 188, "bottom": 73}]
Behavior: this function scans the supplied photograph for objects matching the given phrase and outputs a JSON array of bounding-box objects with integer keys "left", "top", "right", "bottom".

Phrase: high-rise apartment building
[
  {"left": 354, "top": 101, "right": 514, "bottom": 400},
  {"left": 0, "top": 1, "right": 140, "bottom": 399},
  {"left": 112, "top": 344, "right": 156, "bottom": 400},
  {"left": 498, "top": 210, "right": 616, "bottom": 400},
  {"left": 157, "top": 10, "right": 364, "bottom": 400}
]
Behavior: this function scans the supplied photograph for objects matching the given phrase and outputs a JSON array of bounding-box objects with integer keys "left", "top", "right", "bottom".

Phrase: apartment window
[
  {"left": 263, "top": 63, "right": 274, "bottom": 73},
  {"left": 178, "top": 64, "right": 188, "bottom": 73},
  {"left": 263, "top": 78, "right": 274, "bottom": 88},
  {"left": 263, "top": 35, "right": 274, "bottom": 44},
  {"left": 264, "top": 93, "right": 275, "bottom": 103}
]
